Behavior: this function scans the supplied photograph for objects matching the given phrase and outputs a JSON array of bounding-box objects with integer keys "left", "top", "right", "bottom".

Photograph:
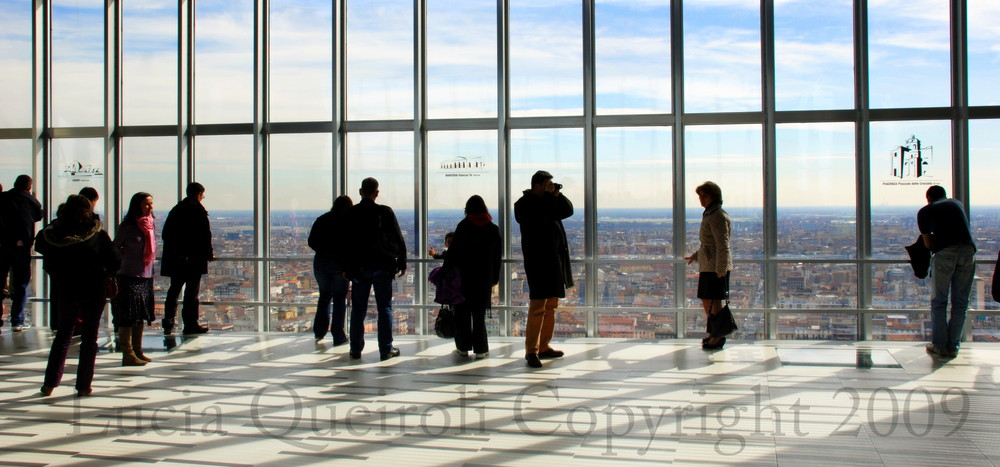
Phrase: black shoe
[
  {"left": 702, "top": 337, "right": 726, "bottom": 350},
  {"left": 332, "top": 339, "right": 349, "bottom": 347},
  {"left": 380, "top": 347, "right": 400, "bottom": 361},
  {"left": 525, "top": 353, "right": 543, "bottom": 368},
  {"left": 350, "top": 350, "right": 362, "bottom": 359},
  {"left": 182, "top": 326, "right": 209, "bottom": 335},
  {"left": 537, "top": 349, "right": 564, "bottom": 359}
]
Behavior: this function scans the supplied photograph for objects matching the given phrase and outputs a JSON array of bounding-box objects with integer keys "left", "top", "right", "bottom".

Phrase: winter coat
[
  {"left": 694, "top": 202, "right": 732, "bottom": 276},
  {"left": 114, "top": 219, "right": 156, "bottom": 278},
  {"left": 308, "top": 209, "right": 349, "bottom": 263},
  {"left": 342, "top": 198, "right": 407, "bottom": 276},
  {"left": 160, "top": 197, "right": 213, "bottom": 277},
  {"left": 514, "top": 190, "right": 574, "bottom": 299},
  {"left": 444, "top": 214, "right": 501, "bottom": 308},
  {"left": 34, "top": 219, "right": 121, "bottom": 300},
  {"left": 0, "top": 189, "right": 43, "bottom": 248}
]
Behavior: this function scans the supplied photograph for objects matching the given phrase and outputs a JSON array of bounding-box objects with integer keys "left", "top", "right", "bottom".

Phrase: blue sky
[{"left": 1, "top": 0, "right": 999, "bottom": 211}]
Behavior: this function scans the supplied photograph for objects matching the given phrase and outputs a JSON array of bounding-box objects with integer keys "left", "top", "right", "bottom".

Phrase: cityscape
[{"left": 18, "top": 207, "right": 997, "bottom": 342}]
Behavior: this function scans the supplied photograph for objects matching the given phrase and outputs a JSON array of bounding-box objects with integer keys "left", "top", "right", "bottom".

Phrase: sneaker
[
  {"left": 537, "top": 349, "right": 564, "bottom": 359},
  {"left": 455, "top": 349, "right": 469, "bottom": 357},
  {"left": 525, "top": 353, "right": 543, "bottom": 368},
  {"left": 475, "top": 352, "right": 489, "bottom": 360},
  {"left": 380, "top": 347, "right": 400, "bottom": 361},
  {"left": 12, "top": 324, "right": 30, "bottom": 332}
]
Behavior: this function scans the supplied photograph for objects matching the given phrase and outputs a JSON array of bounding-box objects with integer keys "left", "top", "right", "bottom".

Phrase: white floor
[{"left": 1, "top": 331, "right": 998, "bottom": 466}]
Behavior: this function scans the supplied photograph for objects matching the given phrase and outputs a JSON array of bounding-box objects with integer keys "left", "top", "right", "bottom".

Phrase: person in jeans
[
  {"left": 0, "top": 175, "right": 43, "bottom": 332},
  {"left": 160, "top": 182, "right": 214, "bottom": 335},
  {"left": 343, "top": 178, "right": 407, "bottom": 361},
  {"left": 918, "top": 185, "right": 976, "bottom": 358},
  {"left": 308, "top": 195, "right": 353, "bottom": 344}
]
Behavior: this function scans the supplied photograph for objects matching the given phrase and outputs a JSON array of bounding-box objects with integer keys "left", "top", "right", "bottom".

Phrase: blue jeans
[
  {"left": 350, "top": 270, "right": 394, "bottom": 355},
  {"left": 930, "top": 243, "right": 976, "bottom": 352},
  {"left": 313, "top": 257, "right": 349, "bottom": 343},
  {"left": 0, "top": 246, "right": 32, "bottom": 327}
]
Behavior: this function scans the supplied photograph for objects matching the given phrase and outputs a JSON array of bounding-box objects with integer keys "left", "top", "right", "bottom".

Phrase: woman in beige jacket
[{"left": 683, "top": 181, "right": 733, "bottom": 349}]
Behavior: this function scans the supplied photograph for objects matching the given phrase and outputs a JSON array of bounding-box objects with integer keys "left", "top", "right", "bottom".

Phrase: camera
[{"left": 553, "top": 183, "right": 563, "bottom": 191}]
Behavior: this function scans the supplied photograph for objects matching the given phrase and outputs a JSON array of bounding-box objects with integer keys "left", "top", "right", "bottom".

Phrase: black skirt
[
  {"left": 696, "top": 272, "right": 730, "bottom": 300},
  {"left": 112, "top": 275, "right": 155, "bottom": 327}
]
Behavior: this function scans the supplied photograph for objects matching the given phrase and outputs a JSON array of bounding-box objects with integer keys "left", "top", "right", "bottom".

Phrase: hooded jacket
[{"left": 34, "top": 219, "right": 121, "bottom": 300}]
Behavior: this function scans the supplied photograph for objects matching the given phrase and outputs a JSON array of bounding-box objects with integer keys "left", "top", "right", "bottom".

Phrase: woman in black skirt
[
  {"left": 113, "top": 192, "right": 157, "bottom": 366},
  {"left": 683, "top": 181, "right": 733, "bottom": 350}
]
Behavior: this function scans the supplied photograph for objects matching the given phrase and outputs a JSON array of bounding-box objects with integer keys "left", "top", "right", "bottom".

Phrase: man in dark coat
[
  {"left": 0, "top": 175, "right": 43, "bottom": 332},
  {"left": 514, "top": 170, "right": 574, "bottom": 368},
  {"left": 160, "top": 182, "right": 214, "bottom": 335},
  {"left": 342, "top": 177, "right": 407, "bottom": 361}
]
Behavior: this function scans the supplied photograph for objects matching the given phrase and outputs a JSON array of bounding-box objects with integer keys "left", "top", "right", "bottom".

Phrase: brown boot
[
  {"left": 118, "top": 327, "right": 147, "bottom": 366},
  {"left": 132, "top": 326, "right": 152, "bottom": 362}
]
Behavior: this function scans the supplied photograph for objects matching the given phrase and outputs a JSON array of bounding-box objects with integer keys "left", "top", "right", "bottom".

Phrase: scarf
[
  {"left": 467, "top": 212, "right": 492, "bottom": 227},
  {"left": 136, "top": 215, "right": 156, "bottom": 266}
]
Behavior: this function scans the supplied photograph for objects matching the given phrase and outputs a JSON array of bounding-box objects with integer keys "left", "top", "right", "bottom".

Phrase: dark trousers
[
  {"left": 164, "top": 272, "right": 202, "bottom": 330},
  {"left": 349, "top": 270, "right": 394, "bottom": 355},
  {"left": 313, "top": 258, "right": 349, "bottom": 343},
  {"left": 454, "top": 303, "right": 488, "bottom": 354},
  {"left": 0, "top": 246, "right": 32, "bottom": 327},
  {"left": 44, "top": 293, "right": 105, "bottom": 391}
]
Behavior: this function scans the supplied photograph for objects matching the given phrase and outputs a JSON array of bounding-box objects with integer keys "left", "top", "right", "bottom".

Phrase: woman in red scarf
[
  {"left": 112, "top": 192, "right": 157, "bottom": 366},
  {"left": 444, "top": 195, "right": 502, "bottom": 359}
]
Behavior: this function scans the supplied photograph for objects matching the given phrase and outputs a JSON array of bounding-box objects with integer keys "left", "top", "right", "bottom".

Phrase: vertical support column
[
  {"left": 498, "top": 0, "right": 512, "bottom": 337},
  {"left": 761, "top": 0, "right": 778, "bottom": 340},
  {"left": 254, "top": 0, "right": 270, "bottom": 331},
  {"left": 671, "top": 0, "right": 687, "bottom": 338},
  {"left": 582, "top": 0, "right": 597, "bottom": 337},
  {"left": 414, "top": 0, "right": 428, "bottom": 335},
  {"left": 105, "top": 0, "right": 122, "bottom": 232},
  {"left": 855, "top": 0, "right": 874, "bottom": 340},
  {"left": 32, "top": 0, "right": 50, "bottom": 327},
  {"left": 951, "top": 0, "right": 973, "bottom": 340},
  {"left": 332, "top": 0, "right": 345, "bottom": 199},
  {"left": 178, "top": 0, "right": 194, "bottom": 198}
]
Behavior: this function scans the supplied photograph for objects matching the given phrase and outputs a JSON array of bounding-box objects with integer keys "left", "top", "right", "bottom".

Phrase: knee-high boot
[
  {"left": 132, "top": 326, "right": 152, "bottom": 362},
  {"left": 118, "top": 327, "right": 147, "bottom": 366}
]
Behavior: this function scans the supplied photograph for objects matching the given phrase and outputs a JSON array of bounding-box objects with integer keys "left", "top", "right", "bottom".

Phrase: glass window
[
  {"left": 597, "top": 262, "right": 674, "bottom": 308},
  {"left": 598, "top": 310, "right": 675, "bottom": 338},
  {"left": 270, "top": 0, "right": 332, "bottom": 123},
  {"left": 685, "top": 263, "right": 764, "bottom": 338},
  {"left": 777, "top": 312, "right": 858, "bottom": 341},
  {"left": 52, "top": 0, "right": 104, "bottom": 127},
  {"left": 683, "top": 124, "right": 763, "bottom": 259},
  {"left": 121, "top": 136, "right": 178, "bottom": 253},
  {"left": 195, "top": 135, "right": 255, "bottom": 257},
  {"left": 509, "top": 0, "right": 582, "bottom": 116},
  {"left": 123, "top": 1, "right": 177, "bottom": 125},
  {"left": 195, "top": 0, "right": 253, "bottom": 124},
  {"left": 0, "top": 0, "right": 32, "bottom": 127},
  {"left": 869, "top": 121, "right": 951, "bottom": 259},
  {"left": 683, "top": 0, "right": 761, "bottom": 113},
  {"left": 969, "top": 120, "right": 1000, "bottom": 260},
  {"left": 777, "top": 263, "right": 857, "bottom": 309},
  {"left": 509, "top": 128, "right": 585, "bottom": 260},
  {"left": 776, "top": 122, "right": 856, "bottom": 258},
  {"left": 51, "top": 138, "right": 105, "bottom": 218},
  {"left": 345, "top": 0, "right": 413, "bottom": 120},
  {"left": 597, "top": 127, "right": 672, "bottom": 261},
  {"left": 269, "top": 259, "right": 314, "bottom": 331},
  {"left": 595, "top": 0, "right": 670, "bottom": 115},
  {"left": 971, "top": 264, "right": 999, "bottom": 342},
  {"left": 969, "top": 3, "right": 1000, "bottom": 105},
  {"left": 774, "top": 0, "right": 853, "bottom": 110},
  {"left": 426, "top": 130, "right": 499, "bottom": 259},
  {"left": 0, "top": 140, "right": 32, "bottom": 190},
  {"left": 868, "top": 0, "right": 950, "bottom": 109},
  {"left": 427, "top": 0, "right": 497, "bottom": 118},
  {"left": 345, "top": 132, "right": 416, "bottom": 260},
  {"left": 269, "top": 133, "right": 332, "bottom": 258}
]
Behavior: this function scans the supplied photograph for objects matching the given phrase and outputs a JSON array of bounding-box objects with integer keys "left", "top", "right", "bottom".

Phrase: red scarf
[
  {"left": 468, "top": 212, "right": 492, "bottom": 226},
  {"left": 136, "top": 215, "right": 156, "bottom": 266}
]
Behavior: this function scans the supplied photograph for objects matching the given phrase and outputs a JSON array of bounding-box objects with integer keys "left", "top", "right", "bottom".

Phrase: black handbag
[
  {"left": 708, "top": 301, "right": 738, "bottom": 338},
  {"left": 434, "top": 305, "right": 456, "bottom": 339}
]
